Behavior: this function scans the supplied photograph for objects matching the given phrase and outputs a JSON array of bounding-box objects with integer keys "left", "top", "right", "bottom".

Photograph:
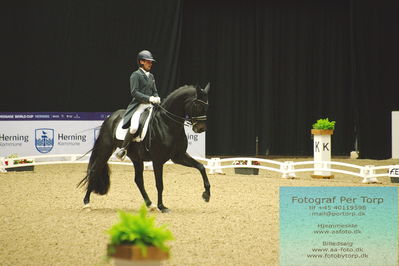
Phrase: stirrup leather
[{"left": 116, "top": 131, "right": 134, "bottom": 161}]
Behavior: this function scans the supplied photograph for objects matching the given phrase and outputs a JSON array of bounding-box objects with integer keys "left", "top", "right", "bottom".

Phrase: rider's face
[{"left": 140, "top": 60, "right": 153, "bottom": 71}]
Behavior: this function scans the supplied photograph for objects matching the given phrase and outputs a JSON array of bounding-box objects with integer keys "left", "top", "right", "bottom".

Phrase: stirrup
[{"left": 115, "top": 148, "right": 127, "bottom": 161}]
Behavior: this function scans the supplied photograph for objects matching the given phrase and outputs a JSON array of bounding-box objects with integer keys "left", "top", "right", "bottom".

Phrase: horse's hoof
[
  {"left": 159, "top": 207, "right": 170, "bottom": 213},
  {"left": 82, "top": 204, "right": 92, "bottom": 211},
  {"left": 202, "top": 191, "right": 210, "bottom": 202},
  {"left": 161, "top": 208, "right": 170, "bottom": 213},
  {"left": 147, "top": 204, "right": 157, "bottom": 212}
]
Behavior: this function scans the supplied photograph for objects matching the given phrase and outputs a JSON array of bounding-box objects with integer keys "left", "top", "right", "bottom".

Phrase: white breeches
[{"left": 129, "top": 103, "right": 151, "bottom": 134}]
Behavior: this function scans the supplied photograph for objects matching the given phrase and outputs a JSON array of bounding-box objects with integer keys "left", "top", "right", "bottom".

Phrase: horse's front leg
[
  {"left": 152, "top": 162, "right": 169, "bottom": 213},
  {"left": 172, "top": 152, "right": 211, "bottom": 202},
  {"left": 132, "top": 160, "right": 154, "bottom": 209}
]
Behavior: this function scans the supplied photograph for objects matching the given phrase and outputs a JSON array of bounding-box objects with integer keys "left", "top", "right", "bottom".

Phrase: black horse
[{"left": 78, "top": 84, "right": 211, "bottom": 213}]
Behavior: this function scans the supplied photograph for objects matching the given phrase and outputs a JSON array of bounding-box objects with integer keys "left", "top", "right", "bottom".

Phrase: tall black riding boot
[{"left": 116, "top": 131, "right": 135, "bottom": 160}]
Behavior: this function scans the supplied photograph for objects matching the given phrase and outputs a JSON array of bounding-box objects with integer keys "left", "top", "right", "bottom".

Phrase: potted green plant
[
  {"left": 4, "top": 154, "right": 35, "bottom": 172},
  {"left": 311, "top": 118, "right": 336, "bottom": 135},
  {"left": 233, "top": 160, "right": 260, "bottom": 175},
  {"left": 107, "top": 205, "right": 174, "bottom": 266}
]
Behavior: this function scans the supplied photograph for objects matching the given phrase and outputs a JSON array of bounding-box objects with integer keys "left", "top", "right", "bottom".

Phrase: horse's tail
[
  {"left": 77, "top": 113, "right": 119, "bottom": 195},
  {"left": 76, "top": 141, "right": 111, "bottom": 195}
]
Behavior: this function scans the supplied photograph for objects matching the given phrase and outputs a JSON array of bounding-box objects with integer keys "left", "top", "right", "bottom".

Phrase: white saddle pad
[{"left": 115, "top": 107, "right": 153, "bottom": 142}]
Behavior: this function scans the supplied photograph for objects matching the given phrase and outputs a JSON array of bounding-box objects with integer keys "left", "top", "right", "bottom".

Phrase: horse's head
[
  {"left": 186, "top": 83, "right": 210, "bottom": 133},
  {"left": 160, "top": 83, "right": 210, "bottom": 133}
]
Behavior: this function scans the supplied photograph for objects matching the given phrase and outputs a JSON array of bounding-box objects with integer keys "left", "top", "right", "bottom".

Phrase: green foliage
[
  {"left": 107, "top": 205, "right": 174, "bottom": 256},
  {"left": 312, "top": 118, "right": 336, "bottom": 130}
]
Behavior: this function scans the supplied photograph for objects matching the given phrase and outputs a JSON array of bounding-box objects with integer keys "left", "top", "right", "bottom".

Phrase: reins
[
  {"left": 155, "top": 102, "right": 207, "bottom": 126},
  {"left": 155, "top": 104, "right": 188, "bottom": 125}
]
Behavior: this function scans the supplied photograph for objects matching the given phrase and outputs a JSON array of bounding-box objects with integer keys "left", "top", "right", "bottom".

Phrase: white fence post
[
  {"left": 361, "top": 165, "right": 379, "bottom": 184},
  {"left": 281, "top": 161, "right": 296, "bottom": 179},
  {"left": 393, "top": 111, "right": 399, "bottom": 158},
  {"left": 208, "top": 158, "right": 224, "bottom": 174},
  {"left": 144, "top": 161, "right": 153, "bottom": 171}
]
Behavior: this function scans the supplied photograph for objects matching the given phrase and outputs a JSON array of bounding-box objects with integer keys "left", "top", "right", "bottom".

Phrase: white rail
[
  {"left": 202, "top": 157, "right": 398, "bottom": 184},
  {"left": 1, "top": 154, "right": 398, "bottom": 184}
]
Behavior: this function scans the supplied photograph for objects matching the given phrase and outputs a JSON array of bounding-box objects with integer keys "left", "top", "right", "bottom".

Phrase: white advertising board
[
  {"left": 0, "top": 112, "right": 205, "bottom": 158},
  {"left": 184, "top": 124, "right": 206, "bottom": 158},
  {"left": 0, "top": 112, "right": 107, "bottom": 157}
]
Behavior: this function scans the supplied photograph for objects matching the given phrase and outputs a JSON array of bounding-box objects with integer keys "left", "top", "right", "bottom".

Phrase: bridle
[
  {"left": 156, "top": 98, "right": 208, "bottom": 126},
  {"left": 190, "top": 98, "right": 208, "bottom": 123}
]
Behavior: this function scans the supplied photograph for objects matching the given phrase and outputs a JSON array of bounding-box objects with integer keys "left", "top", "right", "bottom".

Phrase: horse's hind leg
[
  {"left": 131, "top": 159, "right": 154, "bottom": 209},
  {"left": 172, "top": 152, "right": 211, "bottom": 202}
]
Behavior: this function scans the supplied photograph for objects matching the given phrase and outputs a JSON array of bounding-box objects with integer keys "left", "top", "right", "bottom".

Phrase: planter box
[
  {"left": 6, "top": 165, "right": 34, "bottom": 172},
  {"left": 311, "top": 129, "right": 334, "bottom": 135},
  {"left": 234, "top": 168, "right": 259, "bottom": 175},
  {"left": 311, "top": 174, "right": 334, "bottom": 179},
  {"left": 108, "top": 245, "right": 169, "bottom": 264},
  {"left": 390, "top": 177, "right": 399, "bottom": 183}
]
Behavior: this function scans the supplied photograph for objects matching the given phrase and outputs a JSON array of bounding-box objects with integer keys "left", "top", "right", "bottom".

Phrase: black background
[{"left": 2, "top": 0, "right": 398, "bottom": 158}]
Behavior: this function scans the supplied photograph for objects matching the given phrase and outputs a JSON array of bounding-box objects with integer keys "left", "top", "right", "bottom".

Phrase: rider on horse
[{"left": 116, "top": 50, "right": 161, "bottom": 160}]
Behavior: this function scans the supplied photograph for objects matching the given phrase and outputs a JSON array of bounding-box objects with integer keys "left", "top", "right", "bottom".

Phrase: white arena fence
[{"left": 1, "top": 154, "right": 398, "bottom": 184}]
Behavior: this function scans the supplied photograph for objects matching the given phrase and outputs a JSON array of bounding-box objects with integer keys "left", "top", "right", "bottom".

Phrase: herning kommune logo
[{"left": 35, "top": 128, "right": 54, "bottom": 153}]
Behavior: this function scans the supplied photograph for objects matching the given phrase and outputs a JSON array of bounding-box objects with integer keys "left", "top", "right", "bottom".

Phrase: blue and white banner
[
  {"left": 0, "top": 112, "right": 205, "bottom": 158},
  {"left": 0, "top": 112, "right": 109, "bottom": 157}
]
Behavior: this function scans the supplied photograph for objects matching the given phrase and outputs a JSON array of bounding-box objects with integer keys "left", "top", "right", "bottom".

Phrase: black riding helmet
[{"left": 137, "top": 50, "right": 156, "bottom": 66}]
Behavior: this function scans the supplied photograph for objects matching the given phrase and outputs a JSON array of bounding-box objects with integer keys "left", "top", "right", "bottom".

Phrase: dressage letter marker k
[
  {"left": 315, "top": 141, "right": 320, "bottom": 152},
  {"left": 323, "top": 143, "right": 330, "bottom": 151}
]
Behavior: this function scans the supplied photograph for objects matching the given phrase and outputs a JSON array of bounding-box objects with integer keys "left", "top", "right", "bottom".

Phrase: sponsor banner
[
  {"left": 185, "top": 125, "right": 205, "bottom": 158},
  {"left": 0, "top": 120, "right": 104, "bottom": 157},
  {"left": 389, "top": 167, "right": 399, "bottom": 177},
  {"left": 0, "top": 112, "right": 205, "bottom": 158}
]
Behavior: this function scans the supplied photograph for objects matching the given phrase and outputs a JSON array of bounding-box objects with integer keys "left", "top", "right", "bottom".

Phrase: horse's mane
[{"left": 162, "top": 85, "right": 196, "bottom": 104}]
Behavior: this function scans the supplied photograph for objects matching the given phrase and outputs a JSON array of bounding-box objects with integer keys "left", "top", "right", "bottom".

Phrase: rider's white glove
[{"left": 149, "top": 96, "right": 161, "bottom": 104}]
